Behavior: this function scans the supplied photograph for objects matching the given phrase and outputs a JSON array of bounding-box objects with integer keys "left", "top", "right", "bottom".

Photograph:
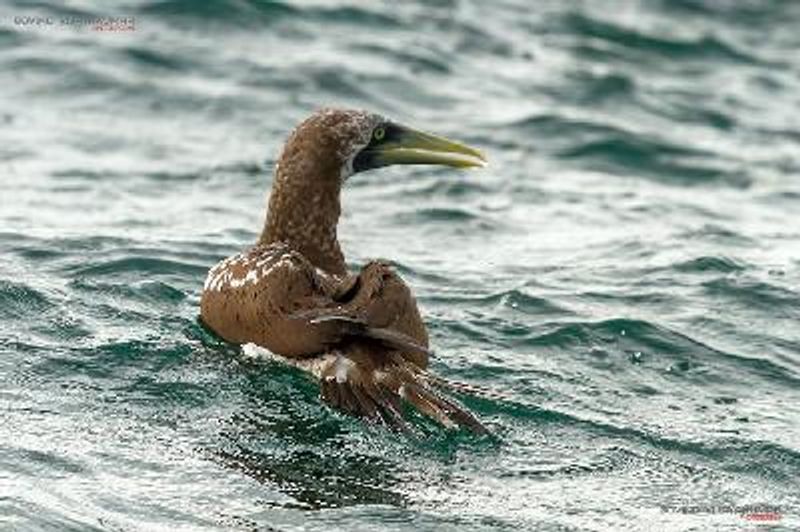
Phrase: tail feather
[
  {"left": 320, "top": 377, "right": 342, "bottom": 411},
  {"left": 320, "top": 368, "right": 410, "bottom": 431},
  {"left": 317, "top": 351, "right": 488, "bottom": 434},
  {"left": 350, "top": 384, "right": 380, "bottom": 421},
  {"left": 374, "top": 386, "right": 409, "bottom": 431},
  {"left": 336, "top": 383, "right": 361, "bottom": 415},
  {"left": 427, "top": 373, "right": 509, "bottom": 402},
  {"left": 393, "top": 358, "right": 488, "bottom": 433},
  {"left": 420, "top": 384, "right": 488, "bottom": 434}
]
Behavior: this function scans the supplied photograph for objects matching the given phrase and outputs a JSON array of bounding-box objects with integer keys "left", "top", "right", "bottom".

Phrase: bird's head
[
  {"left": 277, "top": 108, "right": 487, "bottom": 184},
  {"left": 264, "top": 108, "right": 486, "bottom": 272}
]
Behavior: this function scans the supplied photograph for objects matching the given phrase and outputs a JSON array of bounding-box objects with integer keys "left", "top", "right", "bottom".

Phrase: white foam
[
  {"left": 241, "top": 342, "right": 275, "bottom": 360},
  {"left": 334, "top": 355, "right": 355, "bottom": 383},
  {"left": 241, "top": 343, "right": 338, "bottom": 381}
]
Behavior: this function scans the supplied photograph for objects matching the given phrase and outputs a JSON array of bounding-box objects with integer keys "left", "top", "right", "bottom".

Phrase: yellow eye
[{"left": 373, "top": 127, "right": 385, "bottom": 141}]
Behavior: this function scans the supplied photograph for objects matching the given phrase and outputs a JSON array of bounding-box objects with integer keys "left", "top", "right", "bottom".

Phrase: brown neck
[{"left": 258, "top": 166, "right": 347, "bottom": 276}]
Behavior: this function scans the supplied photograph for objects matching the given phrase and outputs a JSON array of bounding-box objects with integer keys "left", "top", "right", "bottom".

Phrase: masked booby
[{"left": 200, "top": 108, "right": 488, "bottom": 432}]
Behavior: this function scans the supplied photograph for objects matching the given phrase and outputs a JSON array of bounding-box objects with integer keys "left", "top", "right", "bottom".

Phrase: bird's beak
[{"left": 370, "top": 125, "right": 487, "bottom": 169}]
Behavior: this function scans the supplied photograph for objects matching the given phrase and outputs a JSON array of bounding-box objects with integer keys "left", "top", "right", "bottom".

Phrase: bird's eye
[{"left": 373, "top": 127, "right": 386, "bottom": 141}]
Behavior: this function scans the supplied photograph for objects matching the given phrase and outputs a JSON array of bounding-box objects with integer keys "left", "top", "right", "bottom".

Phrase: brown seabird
[{"left": 200, "top": 108, "right": 488, "bottom": 432}]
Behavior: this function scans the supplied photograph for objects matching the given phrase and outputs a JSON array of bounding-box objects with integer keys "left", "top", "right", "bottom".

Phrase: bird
[{"left": 200, "top": 108, "right": 488, "bottom": 432}]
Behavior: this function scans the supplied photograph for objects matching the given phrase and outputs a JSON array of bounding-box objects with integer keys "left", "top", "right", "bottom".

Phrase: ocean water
[{"left": 1, "top": 0, "right": 799, "bottom": 530}]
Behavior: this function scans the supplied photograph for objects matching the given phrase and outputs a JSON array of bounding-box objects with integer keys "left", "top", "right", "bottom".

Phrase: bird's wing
[
  {"left": 288, "top": 312, "right": 432, "bottom": 359},
  {"left": 202, "top": 244, "right": 431, "bottom": 365}
]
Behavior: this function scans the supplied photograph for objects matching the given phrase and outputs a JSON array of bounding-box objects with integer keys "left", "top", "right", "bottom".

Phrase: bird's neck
[{"left": 258, "top": 169, "right": 347, "bottom": 276}]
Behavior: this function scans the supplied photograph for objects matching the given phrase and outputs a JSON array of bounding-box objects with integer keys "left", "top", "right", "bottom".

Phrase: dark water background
[{"left": 2, "top": 0, "right": 799, "bottom": 530}]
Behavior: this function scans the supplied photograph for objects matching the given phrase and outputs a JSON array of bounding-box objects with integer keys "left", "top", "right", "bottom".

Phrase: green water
[{"left": 2, "top": 1, "right": 799, "bottom": 530}]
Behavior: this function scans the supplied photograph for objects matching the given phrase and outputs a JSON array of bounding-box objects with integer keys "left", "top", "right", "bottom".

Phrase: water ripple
[
  {"left": 3, "top": 0, "right": 800, "bottom": 529},
  {"left": 562, "top": 12, "right": 764, "bottom": 65}
]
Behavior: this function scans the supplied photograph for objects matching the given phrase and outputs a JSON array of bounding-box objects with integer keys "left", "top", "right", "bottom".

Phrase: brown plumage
[{"left": 200, "top": 109, "right": 488, "bottom": 432}]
